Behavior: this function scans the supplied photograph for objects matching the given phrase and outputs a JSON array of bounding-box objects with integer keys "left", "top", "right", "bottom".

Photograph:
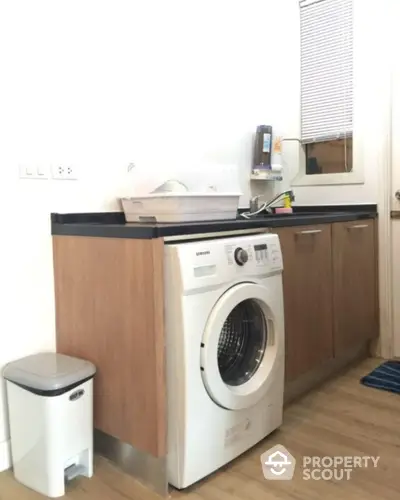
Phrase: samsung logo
[{"left": 196, "top": 250, "right": 210, "bottom": 256}]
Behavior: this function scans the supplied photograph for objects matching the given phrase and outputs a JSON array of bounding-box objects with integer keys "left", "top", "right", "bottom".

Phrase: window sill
[{"left": 292, "top": 170, "right": 365, "bottom": 187}]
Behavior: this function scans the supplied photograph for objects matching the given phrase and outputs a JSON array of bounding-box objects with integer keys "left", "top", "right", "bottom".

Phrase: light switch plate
[
  {"left": 19, "top": 165, "right": 49, "bottom": 179},
  {"left": 36, "top": 166, "right": 50, "bottom": 179}
]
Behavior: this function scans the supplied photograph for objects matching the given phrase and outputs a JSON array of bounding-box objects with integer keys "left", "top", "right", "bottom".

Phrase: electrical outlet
[{"left": 51, "top": 165, "right": 78, "bottom": 180}]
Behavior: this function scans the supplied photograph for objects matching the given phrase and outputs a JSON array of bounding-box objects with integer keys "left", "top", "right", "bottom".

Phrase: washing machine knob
[{"left": 234, "top": 247, "right": 248, "bottom": 266}]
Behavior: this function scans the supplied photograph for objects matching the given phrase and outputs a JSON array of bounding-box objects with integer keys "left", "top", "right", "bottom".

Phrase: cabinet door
[
  {"left": 333, "top": 219, "right": 378, "bottom": 355},
  {"left": 275, "top": 225, "right": 334, "bottom": 382}
]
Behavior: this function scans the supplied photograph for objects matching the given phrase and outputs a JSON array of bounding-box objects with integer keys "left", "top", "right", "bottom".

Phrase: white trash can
[{"left": 3, "top": 353, "right": 96, "bottom": 498}]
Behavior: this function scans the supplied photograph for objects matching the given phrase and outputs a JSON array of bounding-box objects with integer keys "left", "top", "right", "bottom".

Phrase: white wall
[{"left": 0, "top": 0, "right": 300, "bottom": 468}]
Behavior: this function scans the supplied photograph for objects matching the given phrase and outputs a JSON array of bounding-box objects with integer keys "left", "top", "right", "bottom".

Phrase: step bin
[{"left": 3, "top": 352, "right": 96, "bottom": 498}]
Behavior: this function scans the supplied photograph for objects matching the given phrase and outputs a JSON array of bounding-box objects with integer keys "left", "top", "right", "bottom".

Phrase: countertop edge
[{"left": 51, "top": 210, "right": 377, "bottom": 240}]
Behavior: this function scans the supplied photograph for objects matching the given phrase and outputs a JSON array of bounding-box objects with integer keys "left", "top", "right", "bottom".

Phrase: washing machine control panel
[
  {"left": 224, "top": 236, "right": 282, "bottom": 271},
  {"left": 168, "top": 233, "right": 283, "bottom": 292},
  {"left": 226, "top": 243, "right": 271, "bottom": 267}
]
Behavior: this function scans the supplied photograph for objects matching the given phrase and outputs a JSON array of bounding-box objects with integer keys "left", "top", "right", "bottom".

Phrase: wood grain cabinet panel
[
  {"left": 275, "top": 225, "right": 334, "bottom": 382},
  {"left": 332, "top": 219, "right": 378, "bottom": 355},
  {"left": 53, "top": 236, "right": 166, "bottom": 457}
]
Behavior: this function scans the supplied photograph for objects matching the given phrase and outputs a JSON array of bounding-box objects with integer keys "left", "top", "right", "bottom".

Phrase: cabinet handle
[
  {"left": 295, "top": 229, "right": 322, "bottom": 235},
  {"left": 347, "top": 224, "right": 369, "bottom": 230}
]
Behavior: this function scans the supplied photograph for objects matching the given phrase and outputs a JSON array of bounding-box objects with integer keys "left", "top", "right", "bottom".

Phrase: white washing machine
[{"left": 164, "top": 233, "right": 284, "bottom": 489}]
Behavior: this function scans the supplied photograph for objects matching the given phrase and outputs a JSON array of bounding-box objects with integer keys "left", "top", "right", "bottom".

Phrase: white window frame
[{"left": 292, "top": 0, "right": 364, "bottom": 187}]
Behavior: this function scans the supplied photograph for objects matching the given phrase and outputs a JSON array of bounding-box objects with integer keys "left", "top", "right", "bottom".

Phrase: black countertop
[{"left": 51, "top": 205, "right": 377, "bottom": 239}]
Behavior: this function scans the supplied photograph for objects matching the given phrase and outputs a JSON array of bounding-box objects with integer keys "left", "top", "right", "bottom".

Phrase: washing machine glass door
[{"left": 201, "top": 283, "right": 282, "bottom": 410}]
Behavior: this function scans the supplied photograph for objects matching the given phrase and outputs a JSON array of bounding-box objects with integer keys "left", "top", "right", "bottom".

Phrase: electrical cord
[
  {"left": 240, "top": 203, "right": 269, "bottom": 219},
  {"left": 240, "top": 190, "right": 295, "bottom": 219}
]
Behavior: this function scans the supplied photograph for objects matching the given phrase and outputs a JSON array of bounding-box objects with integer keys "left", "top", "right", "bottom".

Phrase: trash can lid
[{"left": 3, "top": 353, "right": 96, "bottom": 392}]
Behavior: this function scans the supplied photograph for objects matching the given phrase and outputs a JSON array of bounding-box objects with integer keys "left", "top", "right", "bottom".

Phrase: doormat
[{"left": 360, "top": 360, "right": 400, "bottom": 394}]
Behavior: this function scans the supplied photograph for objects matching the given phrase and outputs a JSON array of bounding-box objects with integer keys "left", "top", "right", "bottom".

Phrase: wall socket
[{"left": 51, "top": 165, "right": 78, "bottom": 180}]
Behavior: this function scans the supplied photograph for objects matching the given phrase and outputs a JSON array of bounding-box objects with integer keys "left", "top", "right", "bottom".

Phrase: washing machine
[{"left": 164, "top": 233, "right": 284, "bottom": 489}]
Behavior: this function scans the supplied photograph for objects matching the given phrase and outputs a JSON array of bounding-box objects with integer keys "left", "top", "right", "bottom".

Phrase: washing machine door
[{"left": 200, "top": 282, "right": 282, "bottom": 410}]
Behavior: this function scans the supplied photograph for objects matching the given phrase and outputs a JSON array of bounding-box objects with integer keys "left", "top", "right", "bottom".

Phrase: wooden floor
[{"left": 1, "top": 358, "right": 400, "bottom": 499}]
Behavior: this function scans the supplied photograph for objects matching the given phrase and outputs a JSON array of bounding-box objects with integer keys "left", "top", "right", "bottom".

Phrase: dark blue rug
[{"left": 360, "top": 360, "right": 400, "bottom": 394}]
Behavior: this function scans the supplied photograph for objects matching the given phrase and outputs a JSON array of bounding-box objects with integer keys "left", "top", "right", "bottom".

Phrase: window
[
  {"left": 300, "top": 0, "right": 353, "bottom": 176},
  {"left": 306, "top": 139, "right": 352, "bottom": 175}
]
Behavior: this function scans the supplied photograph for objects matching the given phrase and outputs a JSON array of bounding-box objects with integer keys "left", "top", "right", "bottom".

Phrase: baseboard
[
  {"left": 0, "top": 439, "right": 11, "bottom": 472},
  {"left": 94, "top": 429, "right": 167, "bottom": 497}
]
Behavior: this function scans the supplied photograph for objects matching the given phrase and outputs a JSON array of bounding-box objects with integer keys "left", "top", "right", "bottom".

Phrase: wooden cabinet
[
  {"left": 276, "top": 218, "right": 378, "bottom": 386},
  {"left": 53, "top": 236, "right": 166, "bottom": 458},
  {"left": 275, "top": 224, "right": 334, "bottom": 382},
  {"left": 332, "top": 220, "right": 378, "bottom": 355}
]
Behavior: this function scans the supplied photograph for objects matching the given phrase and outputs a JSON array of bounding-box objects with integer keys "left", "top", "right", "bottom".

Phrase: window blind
[{"left": 300, "top": 0, "right": 353, "bottom": 143}]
